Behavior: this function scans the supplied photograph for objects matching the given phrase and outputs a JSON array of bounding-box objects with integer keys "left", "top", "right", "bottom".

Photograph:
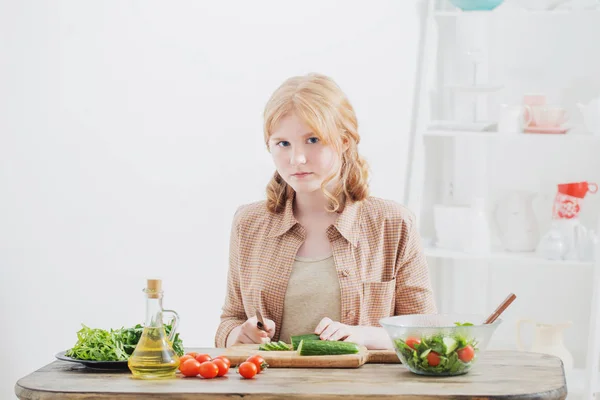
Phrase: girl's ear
[{"left": 339, "top": 131, "right": 349, "bottom": 152}]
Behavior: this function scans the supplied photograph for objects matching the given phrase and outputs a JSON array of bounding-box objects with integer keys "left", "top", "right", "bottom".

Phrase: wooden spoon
[{"left": 484, "top": 293, "right": 517, "bottom": 324}]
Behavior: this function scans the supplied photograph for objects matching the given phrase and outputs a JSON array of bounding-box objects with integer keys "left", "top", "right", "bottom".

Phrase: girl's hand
[
  {"left": 314, "top": 317, "right": 366, "bottom": 346},
  {"left": 233, "top": 316, "right": 276, "bottom": 345}
]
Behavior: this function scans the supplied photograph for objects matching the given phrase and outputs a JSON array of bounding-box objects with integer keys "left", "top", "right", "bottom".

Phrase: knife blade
[{"left": 256, "top": 308, "right": 268, "bottom": 332}]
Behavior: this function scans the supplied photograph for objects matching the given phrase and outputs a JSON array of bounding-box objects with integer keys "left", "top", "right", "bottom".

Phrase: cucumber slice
[
  {"left": 276, "top": 341, "right": 291, "bottom": 350},
  {"left": 443, "top": 337, "right": 458, "bottom": 355},
  {"left": 259, "top": 341, "right": 291, "bottom": 351}
]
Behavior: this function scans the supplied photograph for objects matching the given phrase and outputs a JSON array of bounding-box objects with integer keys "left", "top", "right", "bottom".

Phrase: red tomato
[
  {"left": 186, "top": 352, "right": 199, "bottom": 358},
  {"left": 178, "top": 355, "right": 193, "bottom": 368},
  {"left": 179, "top": 359, "right": 201, "bottom": 377},
  {"left": 213, "top": 356, "right": 231, "bottom": 368},
  {"left": 427, "top": 351, "right": 441, "bottom": 367},
  {"left": 212, "top": 358, "right": 230, "bottom": 377},
  {"left": 199, "top": 361, "right": 219, "bottom": 379},
  {"left": 195, "top": 354, "right": 212, "bottom": 364},
  {"left": 238, "top": 361, "right": 258, "bottom": 379},
  {"left": 405, "top": 337, "right": 421, "bottom": 350},
  {"left": 457, "top": 345, "right": 475, "bottom": 362},
  {"left": 246, "top": 355, "right": 269, "bottom": 373}
]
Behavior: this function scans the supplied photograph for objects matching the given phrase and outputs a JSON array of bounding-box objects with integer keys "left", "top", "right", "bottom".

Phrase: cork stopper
[{"left": 145, "top": 279, "right": 162, "bottom": 298}]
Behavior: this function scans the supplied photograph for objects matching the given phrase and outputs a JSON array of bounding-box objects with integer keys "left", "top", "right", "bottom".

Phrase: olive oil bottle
[{"left": 128, "top": 279, "right": 180, "bottom": 379}]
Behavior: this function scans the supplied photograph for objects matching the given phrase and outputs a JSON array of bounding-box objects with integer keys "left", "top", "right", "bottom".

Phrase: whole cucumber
[{"left": 297, "top": 340, "right": 360, "bottom": 356}]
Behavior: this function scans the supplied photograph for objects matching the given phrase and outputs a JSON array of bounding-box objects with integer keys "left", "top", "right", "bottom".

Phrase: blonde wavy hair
[{"left": 263, "top": 73, "right": 369, "bottom": 214}]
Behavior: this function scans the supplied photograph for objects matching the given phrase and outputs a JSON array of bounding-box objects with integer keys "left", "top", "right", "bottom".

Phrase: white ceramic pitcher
[{"left": 516, "top": 319, "right": 574, "bottom": 371}]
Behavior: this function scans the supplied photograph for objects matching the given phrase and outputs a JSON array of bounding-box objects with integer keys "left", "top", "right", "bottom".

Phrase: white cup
[{"left": 498, "top": 104, "right": 532, "bottom": 133}]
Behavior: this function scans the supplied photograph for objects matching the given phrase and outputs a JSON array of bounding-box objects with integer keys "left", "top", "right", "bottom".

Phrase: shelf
[
  {"left": 435, "top": 9, "right": 600, "bottom": 17},
  {"left": 444, "top": 83, "right": 504, "bottom": 93},
  {"left": 422, "top": 130, "right": 600, "bottom": 140},
  {"left": 424, "top": 245, "right": 595, "bottom": 267}
]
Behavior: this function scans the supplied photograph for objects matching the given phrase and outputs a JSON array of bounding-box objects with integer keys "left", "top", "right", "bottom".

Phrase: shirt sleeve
[
  {"left": 394, "top": 211, "right": 437, "bottom": 315},
  {"left": 214, "top": 208, "right": 248, "bottom": 347}
]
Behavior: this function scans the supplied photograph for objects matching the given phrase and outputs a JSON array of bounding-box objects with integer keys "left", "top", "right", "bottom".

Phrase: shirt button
[
  {"left": 347, "top": 310, "right": 356, "bottom": 318},
  {"left": 342, "top": 269, "right": 351, "bottom": 277}
]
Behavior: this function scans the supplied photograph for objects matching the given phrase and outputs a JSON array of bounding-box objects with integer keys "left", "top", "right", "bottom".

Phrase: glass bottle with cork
[{"left": 128, "top": 279, "right": 180, "bottom": 379}]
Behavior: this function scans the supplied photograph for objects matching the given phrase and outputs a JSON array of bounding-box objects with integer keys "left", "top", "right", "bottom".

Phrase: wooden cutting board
[{"left": 222, "top": 344, "right": 400, "bottom": 368}]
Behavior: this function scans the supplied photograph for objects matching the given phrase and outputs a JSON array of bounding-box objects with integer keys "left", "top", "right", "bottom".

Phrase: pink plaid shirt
[{"left": 215, "top": 195, "right": 436, "bottom": 347}]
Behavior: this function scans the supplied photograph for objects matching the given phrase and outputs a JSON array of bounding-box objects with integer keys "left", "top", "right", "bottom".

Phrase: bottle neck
[{"left": 145, "top": 295, "right": 163, "bottom": 327}]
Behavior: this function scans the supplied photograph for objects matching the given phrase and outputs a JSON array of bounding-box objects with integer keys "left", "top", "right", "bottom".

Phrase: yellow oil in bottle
[
  {"left": 128, "top": 279, "right": 181, "bottom": 380},
  {"left": 127, "top": 327, "right": 180, "bottom": 379}
]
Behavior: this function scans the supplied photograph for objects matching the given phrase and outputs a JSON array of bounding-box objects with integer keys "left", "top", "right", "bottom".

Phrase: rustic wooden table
[{"left": 15, "top": 349, "right": 568, "bottom": 400}]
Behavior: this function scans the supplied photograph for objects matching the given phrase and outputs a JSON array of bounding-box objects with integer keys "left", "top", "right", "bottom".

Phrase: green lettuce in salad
[{"left": 394, "top": 324, "right": 478, "bottom": 375}]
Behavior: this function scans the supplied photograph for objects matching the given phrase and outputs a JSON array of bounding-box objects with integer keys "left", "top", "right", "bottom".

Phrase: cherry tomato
[
  {"left": 246, "top": 355, "right": 269, "bottom": 373},
  {"left": 212, "top": 358, "right": 230, "bottom": 377},
  {"left": 457, "top": 345, "right": 475, "bottom": 363},
  {"left": 195, "top": 354, "right": 212, "bottom": 364},
  {"left": 179, "top": 359, "right": 201, "bottom": 377},
  {"left": 186, "top": 352, "right": 199, "bottom": 358},
  {"left": 199, "top": 361, "right": 219, "bottom": 379},
  {"left": 178, "top": 355, "right": 193, "bottom": 368},
  {"left": 213, "top": 356, "right": 231, "bottom": 368},
  {"left": 238, "top": 361, "right": 258, "bottom": 379},
  {"left": 405, "top": 337, "right": 421, "bottom": 350},
  {"left": 427, "top": 351, "right": 441, "bottom": 367}
]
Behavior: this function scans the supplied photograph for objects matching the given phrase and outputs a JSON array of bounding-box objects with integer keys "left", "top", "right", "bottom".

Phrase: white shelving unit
[
  {"left": 405, "top": 1, "right": 600, "bottom": 399},
  {"left": 424, "top": 246, "right": 595, "bottom": 267}
]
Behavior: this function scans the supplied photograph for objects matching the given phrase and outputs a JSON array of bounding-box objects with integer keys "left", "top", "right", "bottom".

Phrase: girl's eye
[
  {"left": 277, "top": 141, "right": 290, "bottom": 147},
  {"left": 307, "top": 137, "right": 319, "bottom": 144}
]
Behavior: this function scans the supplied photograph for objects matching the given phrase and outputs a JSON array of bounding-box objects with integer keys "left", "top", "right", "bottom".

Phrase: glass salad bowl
[{"left": 380, "top": 314, "right": 502, "bottom": 376}]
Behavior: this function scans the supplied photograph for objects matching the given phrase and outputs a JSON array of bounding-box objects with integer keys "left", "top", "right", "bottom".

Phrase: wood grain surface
[{"left": 15, "top": 349, "right": 567, "bottom": 400}]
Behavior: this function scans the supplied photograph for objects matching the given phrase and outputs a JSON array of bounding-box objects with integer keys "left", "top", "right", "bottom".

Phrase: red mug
[
  {"left": 557, "top": 182, "right": 598, "bottom": 199},
  {"left": 553, "top": 181, "right": 598, "bottom": 219},
  {"left": 553, "top": 193, "right": 582, "bottom": 219}
]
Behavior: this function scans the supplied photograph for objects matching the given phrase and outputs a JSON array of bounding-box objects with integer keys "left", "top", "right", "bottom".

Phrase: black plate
[{"left": 55, "top": 351, "right": 130, "bottom": 371}]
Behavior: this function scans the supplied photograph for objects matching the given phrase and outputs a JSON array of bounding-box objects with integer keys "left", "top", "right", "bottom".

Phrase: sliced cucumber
[
  {"left": 259, "top": 341, "right": 292, "bottom": 351},
  {"left": 297, "top": 339, "right": 360, "bottom": 356},
  {"left": 443, "top": 337, "right": 458, "bottom": 355},
  {"left": 259, "top": 342, "right": 277, "bottom": 351},
  {"left": 276, "top": 341, "right": 291, "bottom": 350}
]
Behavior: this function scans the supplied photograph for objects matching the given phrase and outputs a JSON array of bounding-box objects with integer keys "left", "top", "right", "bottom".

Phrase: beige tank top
[{"left": 278, "top": 255, "right": 342, "bottom": 344}]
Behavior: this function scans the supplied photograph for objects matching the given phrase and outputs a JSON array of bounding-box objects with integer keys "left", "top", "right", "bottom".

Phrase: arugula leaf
[
  {"left": 65, "top": 324, "right": 128, "bottom": 361},
  {"left": 65, "top": 322, "right": 184, "bottom": 361}
]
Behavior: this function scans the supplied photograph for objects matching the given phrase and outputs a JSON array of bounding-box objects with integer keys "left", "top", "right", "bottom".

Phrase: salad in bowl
[{"left": 380, "top": 313, "right": 502, "bottom": 376}]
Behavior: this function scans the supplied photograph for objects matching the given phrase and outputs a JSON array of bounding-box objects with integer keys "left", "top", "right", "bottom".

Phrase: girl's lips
[{"left": 292, "top": 172, "right": 312, "bottom": 178}]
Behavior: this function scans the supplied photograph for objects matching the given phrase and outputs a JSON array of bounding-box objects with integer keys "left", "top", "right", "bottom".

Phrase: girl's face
[{"left": 268, "top": 112, "right": 341, "bottom": 195}]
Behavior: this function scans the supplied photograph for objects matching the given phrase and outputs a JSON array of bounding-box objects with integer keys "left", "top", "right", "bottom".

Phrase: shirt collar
[
  {"left": 267, "top": 194, "right": 362, "bottom": 247},
  {"left": 267, "top": 196, "right": 298, "bottom": 238}
]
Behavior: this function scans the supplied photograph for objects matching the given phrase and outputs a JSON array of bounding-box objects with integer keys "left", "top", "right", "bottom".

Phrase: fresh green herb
[
  {"left": 454, "top": 322, "right": 474, "bottom": 326},
  {"left": 65, "top": 323, "right": 184, "bottom": 361}
]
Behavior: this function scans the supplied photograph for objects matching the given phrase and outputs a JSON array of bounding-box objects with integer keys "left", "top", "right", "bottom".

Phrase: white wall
[{"left": 0, "top": 1, "right": 423, "bottom": 398}]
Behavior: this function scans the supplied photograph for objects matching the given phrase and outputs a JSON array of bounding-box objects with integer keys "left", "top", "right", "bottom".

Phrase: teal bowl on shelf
[{"left": 448, "top": 0, "right": 504, "bottom": 11}]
